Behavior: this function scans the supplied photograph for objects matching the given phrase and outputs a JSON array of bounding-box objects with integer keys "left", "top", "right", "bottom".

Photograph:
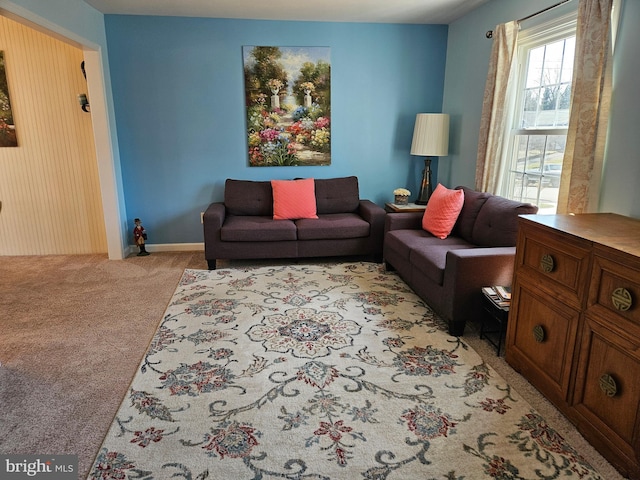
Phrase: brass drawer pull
[
  {"left": 611, "top": 287, "right": 632, "bottom": 312},
  {"left": 540, "top": 254, "right": 555, "bottom": 273},
  {"left": 599, "top": 373, "right": 618, "bottom": 397},
  {"left": 533, "top": 325, "right": 545, "bottom": 343}
]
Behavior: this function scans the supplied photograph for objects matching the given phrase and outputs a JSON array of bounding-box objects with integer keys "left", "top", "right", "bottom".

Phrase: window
[{"left": 501, "top": 17, "right": 577, "bottom": 214}]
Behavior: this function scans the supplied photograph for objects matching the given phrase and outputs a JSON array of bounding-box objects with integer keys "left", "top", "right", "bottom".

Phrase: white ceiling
[{"left": 82, "top": 0, "right": 490, "bottom": 25}]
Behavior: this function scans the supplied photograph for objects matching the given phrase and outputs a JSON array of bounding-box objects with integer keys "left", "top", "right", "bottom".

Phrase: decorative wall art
[
  {"left": 243, "top": 46, "right": 331, "bottom": 166},
  {"left": 0, "top": 51, "right": 18, "bottom": 147}
]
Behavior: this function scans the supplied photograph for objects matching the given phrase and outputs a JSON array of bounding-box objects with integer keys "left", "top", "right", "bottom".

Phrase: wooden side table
[{"left": 384, "top": 202, "right": 427, "bottom": 213}]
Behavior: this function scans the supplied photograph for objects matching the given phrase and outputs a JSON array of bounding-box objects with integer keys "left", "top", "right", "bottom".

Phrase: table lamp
[{"left": 410, "top": 113, "right": 449, "bottom": 204}]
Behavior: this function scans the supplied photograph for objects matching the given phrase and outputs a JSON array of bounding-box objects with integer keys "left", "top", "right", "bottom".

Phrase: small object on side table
[
  {"left": 393, "top": 188, "right": 411, "bottom": 206},
  {"left": 480, "top": 286, "right": 510, "bottom": 355},
  {"left": 385, "top": 202, "right": 427, "bottom": 213}
]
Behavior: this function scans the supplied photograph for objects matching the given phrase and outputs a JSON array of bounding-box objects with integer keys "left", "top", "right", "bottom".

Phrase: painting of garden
[
  {"left": 0, "top": 51, "right": 18, "bottom": 147},
  {"left": 243, "top": 46, "right": 330, "bottom": 166}
]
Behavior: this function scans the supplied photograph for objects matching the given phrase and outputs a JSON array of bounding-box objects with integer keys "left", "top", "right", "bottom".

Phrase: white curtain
[
  {"left": 475, "top": 21, "right": 519, "bottom": 193},
  {"left": 557, "top": 0, "right": 613, "bottom": 214}
]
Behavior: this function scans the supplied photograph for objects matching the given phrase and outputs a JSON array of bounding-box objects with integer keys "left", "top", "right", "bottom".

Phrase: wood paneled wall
[{"left": 0, "top": 15, "right": 106, "bottom": 255}]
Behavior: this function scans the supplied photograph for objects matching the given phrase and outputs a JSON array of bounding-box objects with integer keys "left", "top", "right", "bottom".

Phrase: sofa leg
[
  {"left": 207, "top": 259, "right": 217, "bottom": 270},
  {"left": 448, "top": 321, "right": 465, "bottom": 337},
  {"left": 384, "top": 261, "right": 395, "bottom": 272}
]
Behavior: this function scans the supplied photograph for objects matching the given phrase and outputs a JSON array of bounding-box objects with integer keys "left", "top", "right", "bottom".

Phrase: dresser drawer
[
  {"left": 516, "top": 224, "right": 591, "bottom": 307},
  {"left": 572, "top": 315, "right": 640, "bottom": 470},
  {"left": 505, "top": 282, "right": 580, "bottom": 406},
  {"left": 588, "top": 253, "right": 640, "bottom": 327}
]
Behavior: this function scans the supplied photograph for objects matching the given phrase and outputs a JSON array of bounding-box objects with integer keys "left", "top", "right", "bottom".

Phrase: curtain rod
[{"left": 485, "top": 0, "right": 573, "bottom": 38}]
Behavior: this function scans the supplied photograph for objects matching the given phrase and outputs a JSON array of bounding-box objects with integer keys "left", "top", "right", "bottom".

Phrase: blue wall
[
  {"left": 443, "top": 0, "right": 640, "bottom": 218},
  {"left": 105, "top": 15, "right": 448, "bottom": 244},
  {"left": 599, "top": 0, "right": 640, "bottom": 216},
  {"left": 441, "top": 0, "right": 577, "bottom": 189}
]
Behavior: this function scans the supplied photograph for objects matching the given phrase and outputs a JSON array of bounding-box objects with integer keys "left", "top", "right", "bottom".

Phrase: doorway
[{"left": 0, "top": 9, "right": 124, "bottom": 258}]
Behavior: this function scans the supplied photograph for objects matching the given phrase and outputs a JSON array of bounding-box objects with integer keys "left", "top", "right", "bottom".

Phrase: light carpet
[{"left": 87, "top": 263, "right": 604, "bottom": 479}]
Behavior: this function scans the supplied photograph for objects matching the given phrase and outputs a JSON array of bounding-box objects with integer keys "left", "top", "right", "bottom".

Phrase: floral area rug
[{"left": 88, "top": 263, "right": 603, "bottom": 480}]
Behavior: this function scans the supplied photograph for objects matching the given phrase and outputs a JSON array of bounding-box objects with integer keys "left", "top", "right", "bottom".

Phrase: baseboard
[{"left": 127, "top": 243, "right": 204, "bottom": 256}]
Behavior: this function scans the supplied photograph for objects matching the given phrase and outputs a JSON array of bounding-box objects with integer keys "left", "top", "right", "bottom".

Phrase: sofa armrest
[
  {"left": 358, "top": 200, "right": 386, "bottom": 257},
  {"left": 358, "top": 199, "right": 385, "bottom": 224},
  {"left": 444, "top": 246, "right": 516, "bottom": 293},
  {"left": 203, "top": 202, "right": 226, "bottom": 229},
  {"left": 443, "top": 246, "right": 516, "bottom": 334},
  {"left": 384, "top": 212, "right": 423, "bottom": 232},
  {"left": 203, "top": 203, "right": 227, "bottom": 265}
]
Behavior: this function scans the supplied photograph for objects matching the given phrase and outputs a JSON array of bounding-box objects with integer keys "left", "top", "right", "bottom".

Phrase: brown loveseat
[
  {"left": 203, "top": 176, "right": 386, "bottom": 269},
  {"left": 383, "top": 186, "right": 538, "bottom": 336}
]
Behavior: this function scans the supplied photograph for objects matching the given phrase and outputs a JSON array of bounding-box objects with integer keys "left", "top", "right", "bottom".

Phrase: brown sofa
[
  {"left": 383, "top": 186, "right": 538, "bottom": 336},
  {"left": 203, "top": 176, "right": 386, "bottom": 269}
]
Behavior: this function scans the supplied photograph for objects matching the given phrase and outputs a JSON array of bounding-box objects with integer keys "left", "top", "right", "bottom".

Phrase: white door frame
[{"left": 83, "top": 49, "right": 125, "bottom": 260}]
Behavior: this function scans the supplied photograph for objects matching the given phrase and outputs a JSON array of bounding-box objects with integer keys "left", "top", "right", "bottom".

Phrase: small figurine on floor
[{"left": 133, "top": 218, "right": 150, "bottom": 256}]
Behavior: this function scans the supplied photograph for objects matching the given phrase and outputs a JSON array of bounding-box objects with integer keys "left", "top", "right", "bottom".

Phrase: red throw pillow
[
  {"left": 271, "top": 178, "right": 318, "bottom": 220},
  {"left": 422, "top": 184, "right": 465, "bottom": 239}
]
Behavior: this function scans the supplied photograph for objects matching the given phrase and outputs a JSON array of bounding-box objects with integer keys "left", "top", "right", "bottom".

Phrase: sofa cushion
[
  {"left": 314, "top": 176, "right": 360, "bottom": 214},
  {"left": 421, "top": 184, "right": 465, "bottom": 239},
  {"left": 471, "top": 196, "right": 538, "bottom": 247},
  {"left": 410, "top": 240, "right": 476, "bottom": 285},
  {"left": 220, "top": 216, "right": 297, "bottom": 242},
  {"left": 225, "top": 179, "right": 273, "bottom": 216},
  {"left": 271, "top": 178, "right": 318, "bottom": 220},
  {"left": 385, "top": 229, "right": 467, "bottom": 261},
  {"left": 453, "top": 186, "right": 491, "bottom": 242},
  {"left": 384, "top": 230, "right": 428, "bottom": 263},
  {"left": 296, "top": 213, "right": 370, "bottom": 240}
]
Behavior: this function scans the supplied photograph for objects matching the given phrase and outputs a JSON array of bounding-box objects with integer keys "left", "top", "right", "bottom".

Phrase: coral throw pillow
[
  {"left": 422, "top": 184, "right": 465, "bottom": 239},
  {"left": 271, "top": 178, "right": 318, "bottom": 220}
]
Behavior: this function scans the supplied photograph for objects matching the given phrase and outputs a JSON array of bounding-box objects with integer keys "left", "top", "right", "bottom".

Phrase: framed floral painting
[
  {"left": 243, "top": 46, "right": 331, "bottom": 166},
  {"left": 0, "top": 51, "right": 18, "bottom": 147}
]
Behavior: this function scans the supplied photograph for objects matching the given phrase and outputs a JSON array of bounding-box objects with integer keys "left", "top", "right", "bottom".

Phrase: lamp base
[{"left": 415, "top": 157, "right": 432, "bottom": 205}]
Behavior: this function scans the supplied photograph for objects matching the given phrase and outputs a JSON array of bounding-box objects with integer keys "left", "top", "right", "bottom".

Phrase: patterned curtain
[
  {"left": 475, "top": 21, "right": 519, "bottom": 193},
  {"left": 557, "top": 0, "right": 613, "bottom": 214}
]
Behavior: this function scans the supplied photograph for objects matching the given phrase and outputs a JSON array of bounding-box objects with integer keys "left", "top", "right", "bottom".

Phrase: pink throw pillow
[
  {"left": 422, "top": 184, "right": 465, "bottom": 239},
  {"left": 271, "top": 178, "right": 318, "bottom": 220}
]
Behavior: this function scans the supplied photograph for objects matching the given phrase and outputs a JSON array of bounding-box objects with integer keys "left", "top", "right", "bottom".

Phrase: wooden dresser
[{"left": 506, "top": 213, "right": 640, "bottom": 479}]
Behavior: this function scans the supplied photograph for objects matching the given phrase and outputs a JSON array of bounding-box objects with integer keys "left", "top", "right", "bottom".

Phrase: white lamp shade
[{"left": 410, "top": 113, "right": 450, "bottom": 157}]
